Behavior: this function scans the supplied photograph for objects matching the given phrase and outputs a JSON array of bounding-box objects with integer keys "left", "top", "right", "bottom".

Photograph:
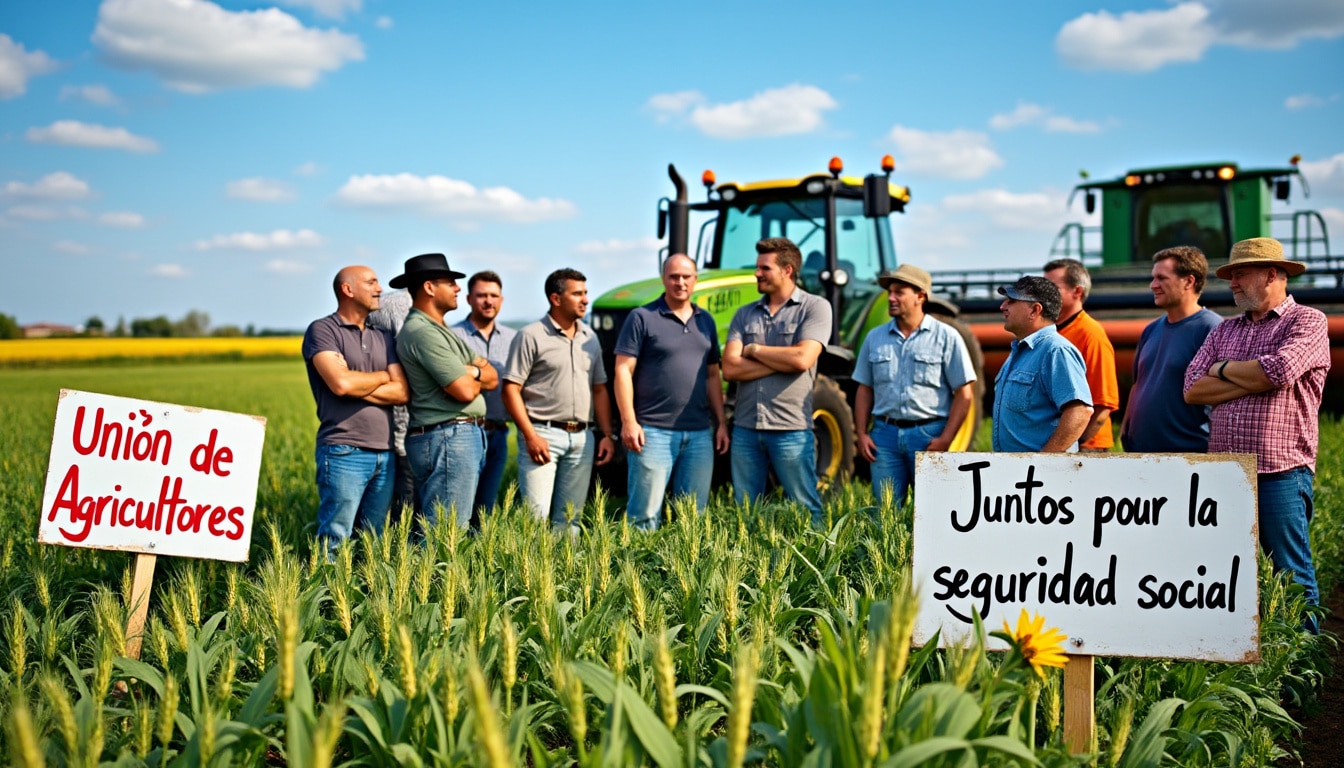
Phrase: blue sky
[{"left": 1, "top": 0, "right": 1341, "bottom": 331}]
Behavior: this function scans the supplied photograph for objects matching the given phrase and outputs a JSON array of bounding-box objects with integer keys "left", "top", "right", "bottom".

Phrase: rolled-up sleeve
[{"left": 1258, "top": 310, "right": 1329, "bottom": 388}]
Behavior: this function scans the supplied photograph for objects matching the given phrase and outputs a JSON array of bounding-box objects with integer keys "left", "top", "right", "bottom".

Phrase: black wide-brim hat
[{"left": 388, "top": 253, "right": 466, "bottom": 289}]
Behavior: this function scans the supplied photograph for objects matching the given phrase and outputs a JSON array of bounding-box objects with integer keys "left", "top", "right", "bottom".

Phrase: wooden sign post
[
  {"left": 911, "top": 452, "right": 1260, "bottom": 755},
  {"left": 38, "top": 390, "right": 267, "bottom": 658}
]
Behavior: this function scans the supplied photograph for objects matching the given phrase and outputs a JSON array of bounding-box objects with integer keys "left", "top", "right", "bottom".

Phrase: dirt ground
[{"left": 1290, "top": 589, "right": 1344, "bottom": 766}]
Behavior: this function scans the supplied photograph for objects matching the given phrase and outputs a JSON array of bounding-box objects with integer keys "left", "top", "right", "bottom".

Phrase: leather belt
[
  {"left": 535, "top": 419, "right": 593, "bottom": 433},
  {"left": 879, "top": 415, "right": 943, "bottom": 428},
  {"left": 482, "top": 419, "right": 509, "bottom": 431},
  {"left": 407, "top": 416, "right": 486, "bottom": 436}
]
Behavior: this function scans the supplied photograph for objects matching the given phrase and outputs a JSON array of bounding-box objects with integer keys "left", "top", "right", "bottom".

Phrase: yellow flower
[{"left": 1003, "top": 609, "right": 1068, "bottom": 677}]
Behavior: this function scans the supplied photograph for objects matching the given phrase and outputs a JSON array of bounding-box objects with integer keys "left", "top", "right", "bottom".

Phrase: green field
[{"left": 1, "top": 360, "right": 1341, "bottom": 766}]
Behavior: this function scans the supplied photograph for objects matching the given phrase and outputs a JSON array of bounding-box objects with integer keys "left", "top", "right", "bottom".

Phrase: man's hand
[
  {"left": 621, "top": 421, "right": 645, "bottom": 453},
  {"left": 857, "top": 432, "right": 878, "bottom": 463},
  {"left": 925, "top": 434, "right": 953, "bottom": 452},
  {"left": 524, "top": 431, "right": 551, "bottom": 465},
  {"left": 714, "top": 423, "right": 731, "bottom": 454},
  {"left": 595, "top": 435, "right": 616, "bottom": 465}
]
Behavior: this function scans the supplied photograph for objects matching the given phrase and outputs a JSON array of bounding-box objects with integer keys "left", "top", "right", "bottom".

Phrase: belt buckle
[{"left": 565, "top": 420, "right": 582, "bottom": 432}]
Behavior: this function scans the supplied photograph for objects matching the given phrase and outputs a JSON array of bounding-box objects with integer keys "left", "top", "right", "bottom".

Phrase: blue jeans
[
  {"left": 406, "top": 422, "right": 486, "bottom": 530},
  {"left": 314, "top": 443, "right": 394, "bottom": 557},
  {"left": 472, "top": 424, "right": 511, "bottom": 519},
  {"left": 869, "top": 419, "right": 944, "bottom": 506},
  {"left": 1259, "top": 466, "right": 1319, "bottom": 627},
  {"left": 518, "top": 425, "right": 593, "bottom": 532},
  {"left": 731, "top": 426, "right": 823, "bottom": 525},
  {"left": 626, "top": 426, "right": 714, "bottom": 531}
]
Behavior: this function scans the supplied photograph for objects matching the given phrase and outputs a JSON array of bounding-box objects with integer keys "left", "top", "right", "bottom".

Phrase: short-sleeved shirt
[
  {"left": 1182, "top": 296, "right": 1329, "bottom": 473},
  {"left": 1055, "top": 310, "right": 1120, "bottom": 450},
  {"left": 503, "top": 314, "right": 607, "bottom": 422},
  {"left": 396, "top": 309, "right": 486, "bottom": 427},
  {"left": 853, "top": 313, "right": 976, "bottom": 422},
  {"left": 301, "top": 313, "right": 398, "bottom": 450},
  {"left": 1121, "top": 309, "right": 1222, "bottom": 453},
  {"left": 727, "top": 288, "right": 832, "bottom": 431},
  {"left": 451, "top": 318, "right": 517, "bottom": 422},
  {"left": 992, "top": 324, "right": 1093, "bottom": 452},
  {"left": 367, "top": 289, "right": 413, "bottom": 454},
  {"left": 614, "top": 296, "right": 721, "bottom": 430}
]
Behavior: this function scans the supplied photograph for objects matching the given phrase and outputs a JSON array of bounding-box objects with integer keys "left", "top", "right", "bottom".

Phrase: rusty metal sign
[{"left": 912, "top": 452, "right": 1260, "bottom": 663}]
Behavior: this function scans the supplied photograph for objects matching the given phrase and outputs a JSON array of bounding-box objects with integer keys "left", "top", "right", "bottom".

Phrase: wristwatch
[{"left": 472, "top": 364, "right": 482, "bottom": 381}]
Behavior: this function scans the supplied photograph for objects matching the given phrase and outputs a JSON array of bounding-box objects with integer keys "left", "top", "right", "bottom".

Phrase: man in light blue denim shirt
[
  {"left": 451, "top": 271, "right": 517, "bottom": 523},
  {"left": 991, "top": 276, "right": 1092, "bottom": 453},
  {"left": 854, "top": 264, "right": 976, "bottom": 505}
]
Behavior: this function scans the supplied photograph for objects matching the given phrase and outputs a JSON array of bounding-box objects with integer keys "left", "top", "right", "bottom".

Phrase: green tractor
[{"left": 589, "top": 158, "right": 986, "bottom": 493}]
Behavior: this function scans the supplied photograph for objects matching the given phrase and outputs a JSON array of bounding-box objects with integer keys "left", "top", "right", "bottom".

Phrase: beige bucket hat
[
  {"left": 877, "top": 263, "right": 933, "bottom": 294},
  {"left": 1214, "top": 237, "right": 1308, "bottom": 280}
]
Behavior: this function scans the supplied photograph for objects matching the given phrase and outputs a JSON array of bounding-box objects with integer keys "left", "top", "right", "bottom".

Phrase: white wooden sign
[
  {"left": 39, "top": 389, "right": 267, "bottom": 562},
  {"left": 912, "top": 453, "right": 1259, "bottom": 662}
]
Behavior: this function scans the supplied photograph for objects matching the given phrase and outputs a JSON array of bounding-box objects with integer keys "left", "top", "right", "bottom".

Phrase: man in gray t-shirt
[
  {"left": 367, "top": 287, "right": 415, "bottom": 517},
  {"left": 723, "top": 237, "right": 832, "bottom": 524},
  {"left": 302, "top": 265, "right": 408, "bottom": 558}
]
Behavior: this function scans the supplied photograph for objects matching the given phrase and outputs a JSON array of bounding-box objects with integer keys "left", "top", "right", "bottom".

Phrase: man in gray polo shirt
[
  {"left": 723, "top": 237, "right": 832, "bottom": 524},
  {"left": 302, "top": 265, "right": 408, "bottom": 558},
  {"left": 614, "top": 254, "right": 730, "bottom": 530},
  {"left": 854, "top": 263, "right": 976, "bottom": 506},
  {"left": 390, "top": 253, "right": 498, "bottom": 531},
  {"left": 503, "top": 267, "right": 616, "bottom": 532},
  {"left": 451, "top": 270, "right": 516, "bottom": 521}
]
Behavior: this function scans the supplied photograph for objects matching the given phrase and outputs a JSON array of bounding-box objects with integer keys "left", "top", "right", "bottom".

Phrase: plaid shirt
[{"left": 1183, "top": 296, "right": 1330, "bottom": 473}]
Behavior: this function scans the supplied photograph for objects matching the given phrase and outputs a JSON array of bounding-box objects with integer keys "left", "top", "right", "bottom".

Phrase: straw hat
[
  {"left": 877, "top": 263, "right": 933, "bottom": 295},
  {"left": 1214, "top": 238, "right": 1307, "bottom": 280}
]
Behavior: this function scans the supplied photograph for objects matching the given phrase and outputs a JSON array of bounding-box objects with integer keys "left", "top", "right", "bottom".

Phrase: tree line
[{"left": 0, "top": 310, "right": 300, "bottom": 340}]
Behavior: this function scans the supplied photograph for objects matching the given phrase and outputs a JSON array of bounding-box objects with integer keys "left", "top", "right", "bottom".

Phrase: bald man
[
  {"left": 302, "top": 265, "right": 408, "bottom": 559},
  {"left": 613, "top": 254, "right": 729, "bottom": 530}
]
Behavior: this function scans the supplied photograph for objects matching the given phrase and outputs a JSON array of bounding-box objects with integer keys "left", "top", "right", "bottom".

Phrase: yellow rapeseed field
[{"left": 0, "top": 336, "right": 302, "bottom": 364}]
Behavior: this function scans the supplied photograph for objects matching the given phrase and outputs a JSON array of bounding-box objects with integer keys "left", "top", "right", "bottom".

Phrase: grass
[{"left": 0, "top": 359, "right": 1341, "bottom": 766}]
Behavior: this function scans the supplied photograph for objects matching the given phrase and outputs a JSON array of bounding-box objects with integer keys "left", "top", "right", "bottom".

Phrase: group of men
[{"left": 302, "top": 236, "right": 1330, "bottom": 629}]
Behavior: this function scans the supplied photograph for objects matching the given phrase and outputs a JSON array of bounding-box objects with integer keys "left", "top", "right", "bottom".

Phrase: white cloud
[
  {"left": 2, "top": 172, "right": 93, "bottom": 200},
  {"left": 27, "top": 120, "right": 160, "bottom": 153},
  {"left": 1299, "top": 153, "right": 1344, "bottom": 195},
  {"left": 264, "top": 258, "right": 314, "bottom": 274},
  {"left": 648, "top": 85, "right": 838, "bottom": 138},
  {"left": 0, "top": 34, "right": 58, "bottom": 99},
  {"left": 276, "top": 0, "right": 362, "bottom": 19},
  {"left": 989, "top": 102, "right": 1100, "bottom": 133},
  {"left": 1319, "top": 207, "right": 1344, "bottom": 234},
  {"left": 226, "top": 177, "right": 296, "bottom": 202},
  {"left": 6, "top": 205, "right": 89, "bottom": 221},
  {"left": 573, "top": 237, "right": 664, "bottom": 255},
  {"left": 93, "top": 0, "right": 365, "bottom": 93},
  {"left": 148, "top": 263, "right": 188, "bottom": 278},
  {"left": 59, "top": 84, "right": 120, "bottom": 106},
  {"left": 1210, "top": 0, "right": 1344, "bottom": 48},
  {"left": 1285, "top": 93, "right": 1339, "bottom": 109},
  {"left": 99, "top": 211, "right": 146, "bottom": 228},
  {"left": 294, "top": 161, "right": 320, "bottom": 176},
  {"left": 194, "top": 228, "right": 324, "bottom": 251},
  {"left": 334, "top": 173, "right": 578, "bottom": 223},
  {"left": 646, "top": 90, "right": 706, "bottom": 122},
  {"left": 1057, "top": 3, "right": 1215, "bottom": 72},
  {"left": 886, "top": 125, "right": 1003, "bottom": 179},
  {"left": 1057, "top": 1, "right": 1344, "bottom": 72},
  {"left": 941, "top": 189, "right": 1070, "bottom": 231},
  {"left": 375, "top": 16, "right": 393, "bottom": 29},
  {"left": 53, "top": 240, "right": 93, "bottom": 255}
]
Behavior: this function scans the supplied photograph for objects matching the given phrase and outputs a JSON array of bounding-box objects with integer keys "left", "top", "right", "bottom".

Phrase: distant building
[{"left": 22, "top": 323, "right": 78, "bottom": 338}]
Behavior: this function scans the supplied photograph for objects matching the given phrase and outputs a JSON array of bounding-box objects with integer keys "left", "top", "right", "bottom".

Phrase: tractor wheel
[
  {"left": 934, "top": 315, "right": 986, "bottom": 451},
  {"left": 812, "top": 374, "right": 855, "bottom": 490}
]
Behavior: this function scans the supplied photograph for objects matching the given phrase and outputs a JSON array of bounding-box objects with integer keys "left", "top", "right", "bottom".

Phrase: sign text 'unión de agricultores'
[{"left": 39, "top": 390, "right": 266, "bottom": 562}]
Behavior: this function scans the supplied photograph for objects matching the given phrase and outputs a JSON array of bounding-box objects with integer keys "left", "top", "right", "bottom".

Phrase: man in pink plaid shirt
[{"left": 1184, "top": 237, "right": 1330, "bottom": 630}]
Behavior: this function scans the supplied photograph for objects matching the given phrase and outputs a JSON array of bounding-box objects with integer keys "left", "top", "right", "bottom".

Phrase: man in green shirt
[{"left": 390, "top": 253, "right": 498, "bottom": 530}]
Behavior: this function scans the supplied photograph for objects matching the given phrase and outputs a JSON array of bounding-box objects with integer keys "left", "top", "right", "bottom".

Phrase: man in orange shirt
[{"left": 1044, "top": 259, "right": 1118, "bottom": 451}]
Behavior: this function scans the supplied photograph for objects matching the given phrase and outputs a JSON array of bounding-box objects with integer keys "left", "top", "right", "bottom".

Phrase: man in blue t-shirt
[
  {"left": 1120, "top": 246, "right": 1222, "bottom": 452},
  {"left": 613, "top": 254, "right": 730, "bottom": 530}
]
